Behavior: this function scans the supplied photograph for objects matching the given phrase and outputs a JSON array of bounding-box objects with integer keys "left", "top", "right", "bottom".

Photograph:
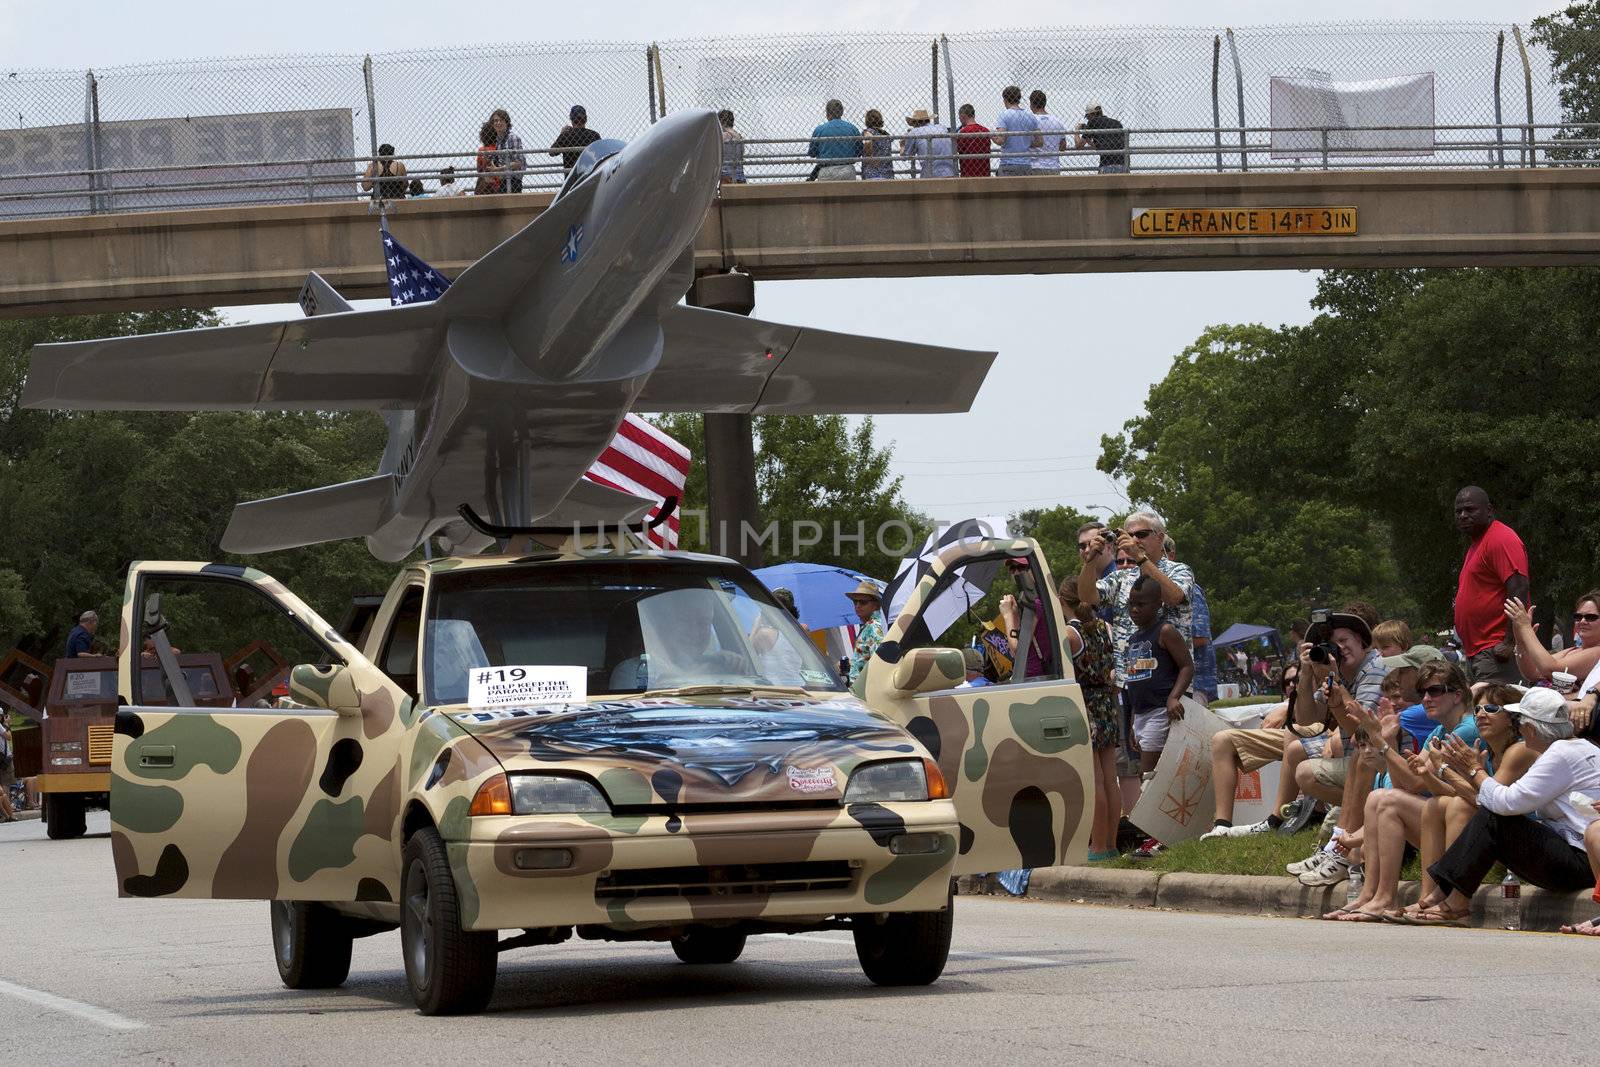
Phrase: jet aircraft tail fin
[
  {"left": 221, "top": 475, "right": 397, "bottom": 555},
  {"left": 635, "top": 305, "right": 995, "bottom": 415}
]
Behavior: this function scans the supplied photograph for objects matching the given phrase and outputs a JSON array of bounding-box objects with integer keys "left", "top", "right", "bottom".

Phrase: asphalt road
[{"left": 3, "top": 813, "right": 1593, "bottom": 1065}]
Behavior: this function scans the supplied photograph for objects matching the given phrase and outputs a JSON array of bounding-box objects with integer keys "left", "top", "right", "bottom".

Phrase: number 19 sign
[{"left": 467, "top": 665, "right": 588, "bottom": 708}]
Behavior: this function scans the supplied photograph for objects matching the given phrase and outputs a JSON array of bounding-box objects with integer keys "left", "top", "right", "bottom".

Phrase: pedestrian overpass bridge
[{"left": 3, "top": 167, "right": 1598, "bottom": 316}]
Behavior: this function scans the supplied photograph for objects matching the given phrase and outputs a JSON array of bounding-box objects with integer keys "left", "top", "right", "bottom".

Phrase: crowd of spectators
[
  {"left": 359, "top": 87, "right": 1130, "bottom": 200},
  {"left": 1154, "top": 483, "right": 1600, "bottom": 935}
]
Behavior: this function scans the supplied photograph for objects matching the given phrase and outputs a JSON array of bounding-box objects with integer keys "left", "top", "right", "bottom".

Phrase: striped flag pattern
[
  {"left": 581, "top": 414, "right": 690, "bottom": 549},
  {"left": 381, "top": 225, "right": 690, "bottom": 548}
]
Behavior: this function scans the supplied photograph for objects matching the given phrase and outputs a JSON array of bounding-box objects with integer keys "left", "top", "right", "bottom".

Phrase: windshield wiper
[{"left": 635, "top": 683, "right": 814, "bottom": 699}]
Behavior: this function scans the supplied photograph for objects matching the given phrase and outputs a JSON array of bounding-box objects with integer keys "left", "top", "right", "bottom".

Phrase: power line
[
  {"left": 899, "top": 464, "right": 1100, "bottom": 478},
  {"left": 894, "top": 453, "right": 1101, "bottom": 466},
  {"left": 918, "top": 489, "right": 1129, "bottom": 509}
]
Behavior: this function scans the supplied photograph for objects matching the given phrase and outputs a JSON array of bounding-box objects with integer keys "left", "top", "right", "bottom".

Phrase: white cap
[
  {"left": 79, "top": 610, "right": 98, "bottom": 623},
  {"left": 1505, "top": 687, "right": 1569, "bottom": 725}
]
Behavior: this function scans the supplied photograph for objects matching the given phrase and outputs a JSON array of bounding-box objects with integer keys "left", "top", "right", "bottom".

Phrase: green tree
[
  {"left": 1008, "top": 504, "right": 1102, "bottom": 586},
  {"left": 1530, "top": 3, "right": 1600, "bottom": 161},
  {"left": 648, "top": 413, "right": 925, "bottom": 579},
  {"left": 1099, "top": 321, "right": 1412, "bottom": 634},
  {"left": 0, "top": 314, "right": 398, "bottom": 653}
]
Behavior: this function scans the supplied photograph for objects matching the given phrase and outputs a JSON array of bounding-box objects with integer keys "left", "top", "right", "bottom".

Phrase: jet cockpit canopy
[{"left": 555, "top": 138, "right": 627, "bottom": 201}]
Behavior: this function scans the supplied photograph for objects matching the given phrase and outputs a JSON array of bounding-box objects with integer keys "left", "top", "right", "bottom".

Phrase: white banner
[
  {"left": 0, "top": 108, "right": 355, "bottom": 218},
  {"left": 1269, "top": 71, "right": 1435, "bottom": 158}
]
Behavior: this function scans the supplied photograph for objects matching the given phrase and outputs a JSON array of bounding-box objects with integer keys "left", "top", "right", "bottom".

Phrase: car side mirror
[
  {"left": 287, "top": 663, "right": 363, "bottom": 718},
  {"left": 887, "top": 648, "right": 966, "bottom": 695}
]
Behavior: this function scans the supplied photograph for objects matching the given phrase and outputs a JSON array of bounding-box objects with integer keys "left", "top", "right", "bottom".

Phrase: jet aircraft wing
[
  {"left": 221, "top": 474, "right": 398, "bottom": 554},
  {"left": 21, "top": 302, "right": 444, "bottom": 412},
  {"left": 635, "top": 304, "right": 996, "bottom": 415}
]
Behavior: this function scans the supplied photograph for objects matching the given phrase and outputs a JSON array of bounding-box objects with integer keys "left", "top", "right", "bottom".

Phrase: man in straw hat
[
  {"left": 900, "top": 109, "right": 956, "bottom": 179},
  {"left": 845, "top": 580, "right": 887, "bottom": 684}
]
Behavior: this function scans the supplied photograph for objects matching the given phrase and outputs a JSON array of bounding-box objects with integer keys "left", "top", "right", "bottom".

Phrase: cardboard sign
[
  {"left": 467, "top": 666, "right": 586, "bottom": 709},
  {"left": 1128, "top": 698, "right": 1286, "bottom": 845}
]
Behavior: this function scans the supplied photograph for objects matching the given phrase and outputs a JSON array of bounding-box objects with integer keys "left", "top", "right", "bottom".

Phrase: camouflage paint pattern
[
  {"left": 110, "top": 555, "right": 961, "bottom": 931},
  {"left": 860, "top": 537, "right": 1093, "bottom": 873}
]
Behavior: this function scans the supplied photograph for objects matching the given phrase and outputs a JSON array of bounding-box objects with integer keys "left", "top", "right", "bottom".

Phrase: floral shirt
[
  {"left": 849, "top": 610, "right": 887, "bottom": 684},
  {"left": 1096, "top": 558, "right": 1194, "bottom": 687}
]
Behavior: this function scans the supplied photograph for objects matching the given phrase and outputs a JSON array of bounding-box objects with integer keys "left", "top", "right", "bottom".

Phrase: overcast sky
[{"left": 0, "top": 0, "right": 1563, "bottom": 522}]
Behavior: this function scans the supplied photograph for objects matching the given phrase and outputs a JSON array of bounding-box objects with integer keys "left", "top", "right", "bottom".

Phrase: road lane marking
[
  {"left": 0, "top": 978, "right": 146, "bottom": 1031},
  {"left": 769, "top": 934, "right": 1052, "bottom": 965}
]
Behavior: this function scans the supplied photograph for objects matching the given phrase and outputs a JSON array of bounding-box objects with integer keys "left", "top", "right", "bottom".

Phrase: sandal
[
  {"left": 1320, "top": 906, "right": 1356, "bottom": 920},
  {"left": 1559, "top": 916, "right": 1600, "bottom": 936},
  {"left": 1398, "top": 903, "right": 1471, "bottom": 927},
  {"left": 1335, "top": 910, "right": 1387, "bottom": 923}
]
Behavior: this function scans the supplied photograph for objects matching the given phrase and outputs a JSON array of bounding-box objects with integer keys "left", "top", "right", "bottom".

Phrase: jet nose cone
[{"left": 651, "top": 109, "right": 724, "bottom": 192}]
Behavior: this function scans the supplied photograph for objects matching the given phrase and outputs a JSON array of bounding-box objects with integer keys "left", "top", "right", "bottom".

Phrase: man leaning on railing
[{"left": 808, "top": 99, "right": 862, "bottom": 181}]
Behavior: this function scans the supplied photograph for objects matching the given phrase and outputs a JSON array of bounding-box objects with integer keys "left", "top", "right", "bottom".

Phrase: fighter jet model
[{"left": 22, "top": 110, "right": 996, "bottom": 561}]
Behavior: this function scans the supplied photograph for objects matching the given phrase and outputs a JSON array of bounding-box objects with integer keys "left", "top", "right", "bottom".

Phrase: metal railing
[
  {"left": 2, "top": 20, "right": 1597, "bottom": 219},
  {"left": 3, "top": 121, "right": 1595, "bottom": 218}
]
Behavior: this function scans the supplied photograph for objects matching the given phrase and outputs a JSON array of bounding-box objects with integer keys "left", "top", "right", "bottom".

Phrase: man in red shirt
[
  {"left": 1453, "top": 485, "right": 1530, "bottom": 683},
  {"left": 954, "top": 103, "right": 991, "bottom": 177}
]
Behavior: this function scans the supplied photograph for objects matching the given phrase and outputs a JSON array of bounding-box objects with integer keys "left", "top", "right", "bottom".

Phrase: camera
[{"left": 1306, "top": 608, "right": 1340, "bottom": 665}]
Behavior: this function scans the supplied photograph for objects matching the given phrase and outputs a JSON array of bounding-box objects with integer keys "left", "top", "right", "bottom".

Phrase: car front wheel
[
  {"left": 270, "top": 900, "right": 353, "bottom": 988},
  {"left": 670, "top": 926, "right": 747, "bottom": 964},
  {"left": 852, "top": 883, "right": 954, "bottom": 986},
  {"left": 400, "top": 827, "right": 497, "bottom": 1015}
]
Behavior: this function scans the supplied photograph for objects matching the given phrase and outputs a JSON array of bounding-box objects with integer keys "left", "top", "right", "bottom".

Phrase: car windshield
[{"left": 424, "top": 560, "right": 844, "bottom": 705}]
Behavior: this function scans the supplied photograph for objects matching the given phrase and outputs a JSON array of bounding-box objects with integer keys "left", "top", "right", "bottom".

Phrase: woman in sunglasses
[
  {"left": 1504, "top": 589, "right": 1600, "bottom": 689},
  {"left": 1329, "top": 661, "right": 1480, "bottom": 921},
  {"left": 1388, "top": 685, "right": 1537, "bottom": 921}
]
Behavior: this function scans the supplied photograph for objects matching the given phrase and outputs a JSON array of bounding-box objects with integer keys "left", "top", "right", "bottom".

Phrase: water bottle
[
  {"left": 1501, "top": 872, "right": 1522, "bottom": 931},
  {"left": 1345, "top": 863, "right": 1364, "bottom": 906}
]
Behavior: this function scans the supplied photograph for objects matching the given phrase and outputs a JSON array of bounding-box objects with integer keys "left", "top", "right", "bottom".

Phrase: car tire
[
  {"left": 852, "top": 882, "right": 954, "bottom": 986},
  {"left": 270, "top": 900, "right": 353, "bottom": 988},
  {"left": 45, "top": 792, "right": 86, "bottom": 840},
  {"left": 670, "top": 927, "right": 747, "bottom": 965},
  {"left": 400, "top": 827, "right": 497, "bottom": 1015}
]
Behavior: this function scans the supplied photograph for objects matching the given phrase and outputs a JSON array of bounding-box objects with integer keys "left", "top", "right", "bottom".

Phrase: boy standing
[{"left": 1124, "top": 576, "right": 1193, "bottom": 856}]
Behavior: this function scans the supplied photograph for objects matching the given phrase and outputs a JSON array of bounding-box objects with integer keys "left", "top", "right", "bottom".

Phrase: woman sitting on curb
[
  {"left": 1324, "top": 661, "right": 1484, "bottom": 921},
  {"left": 1378, "top": 686, "right": 1536, "bottom": 922},
  {"left": 1404, "top": 689, "right": 1600, "bottom": 926}
]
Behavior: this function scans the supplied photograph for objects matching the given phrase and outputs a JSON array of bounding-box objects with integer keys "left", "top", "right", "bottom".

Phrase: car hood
[{"left": 447, "top": 695, "right": 921, "bottom": 807}]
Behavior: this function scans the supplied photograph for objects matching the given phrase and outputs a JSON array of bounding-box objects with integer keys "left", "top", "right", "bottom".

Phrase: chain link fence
[{"left": 2, "top": 20, "right": 1596, "bottom": 218}]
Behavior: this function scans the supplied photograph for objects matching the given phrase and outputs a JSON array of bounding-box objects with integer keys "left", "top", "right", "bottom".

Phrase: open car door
[
  {"left": 110, "top": 562, "right": 411, "bottom": 904},
  {"left": 860, "top": 538, "right": 1092, "bottom": 874}
]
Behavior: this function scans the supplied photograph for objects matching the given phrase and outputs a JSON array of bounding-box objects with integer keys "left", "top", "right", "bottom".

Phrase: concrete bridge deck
[{"left": 3, "top": 169, "right": 1598, "bottom": 316}]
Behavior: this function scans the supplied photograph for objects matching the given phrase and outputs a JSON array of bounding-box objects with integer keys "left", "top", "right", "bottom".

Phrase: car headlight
[
  {"left": 843, "top": 760, "right": 930, "bottom": 803},
  {"left": 510, "top": 775, "right": 610, "bottom": 815}
]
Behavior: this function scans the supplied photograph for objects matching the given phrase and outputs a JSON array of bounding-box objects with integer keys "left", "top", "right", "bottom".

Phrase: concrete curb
[{"left": 965, "top": 866, "right": 1598, "bottom": 931}]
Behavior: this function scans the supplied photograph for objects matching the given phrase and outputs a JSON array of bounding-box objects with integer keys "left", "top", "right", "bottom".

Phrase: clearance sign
[{"left": 1130, "top": 206, "right": 1358, "bottom": 238}]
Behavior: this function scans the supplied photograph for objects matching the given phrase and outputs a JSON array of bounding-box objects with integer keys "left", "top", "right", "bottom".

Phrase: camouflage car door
[
  {"left": 859, "top": 538, "right": 1092, "bottom": 874},
  {"left": 110, "top": 563, "right": 412, "bottom": 904}
]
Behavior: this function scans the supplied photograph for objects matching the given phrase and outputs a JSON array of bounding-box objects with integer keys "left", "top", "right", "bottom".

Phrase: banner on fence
[
  {"left": 1269, "top": 71, "right": 1435, "bottom": 158},
  {"left": 0, "top": 108, "right": 354, "bottom": 218}
]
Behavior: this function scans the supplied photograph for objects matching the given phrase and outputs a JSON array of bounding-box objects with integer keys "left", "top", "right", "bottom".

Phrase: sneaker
[
  {"left": 1277, "top": 796, "right": 1317, "bottom": 835},
  {"left": 1298, "top": 850, "right": 1351, "bottom": 887},
  {"left": 1223, "top": 818, "right": 1273, "bottom": 838},
  {"left": 1198, "top": 824, "right": 1234, "bottom": 841},
  {"left": 1286, "top": 851, "right": 1321, "bottom": 876},
  {"left": 1131, "top": 837, "right": 1164, "bottom": 859}
]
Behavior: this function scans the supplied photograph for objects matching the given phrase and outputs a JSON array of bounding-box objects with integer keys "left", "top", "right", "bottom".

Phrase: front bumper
[{"left": 448, "top": 801, "right": 959, "bottom": 932}]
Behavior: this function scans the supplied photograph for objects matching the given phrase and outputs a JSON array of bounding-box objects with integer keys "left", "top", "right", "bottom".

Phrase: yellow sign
[{"left": 1130, "top": 206, "right": 1358, "bottom": 238}]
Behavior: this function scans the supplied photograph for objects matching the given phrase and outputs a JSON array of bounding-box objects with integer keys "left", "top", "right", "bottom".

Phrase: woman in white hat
[{"left": 1406, "top": 688, "right": 1600, "bottom": 925}]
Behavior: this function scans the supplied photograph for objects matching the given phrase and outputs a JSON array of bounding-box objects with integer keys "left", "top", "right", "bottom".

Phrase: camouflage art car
[{"left": 111, "top": 538, "right": 1090, "bottom": 1013}]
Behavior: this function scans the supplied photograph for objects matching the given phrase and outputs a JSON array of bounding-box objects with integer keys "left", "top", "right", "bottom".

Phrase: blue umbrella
[{"left": 753, "top": 562, "right": 880, "bottom": 631}]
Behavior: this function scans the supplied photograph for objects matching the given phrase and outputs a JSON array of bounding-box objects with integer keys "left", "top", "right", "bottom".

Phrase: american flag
[
  {"left": 581, "top": 414, "right": 691, "bottom": 549},
  {"left": 381, "top": 224, "right": 689, "bottom": 548}
]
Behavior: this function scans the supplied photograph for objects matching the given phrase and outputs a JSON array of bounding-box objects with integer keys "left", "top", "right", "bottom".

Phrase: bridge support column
[{"left": 688, "top": 270, "right": 762, "bottom": 567}]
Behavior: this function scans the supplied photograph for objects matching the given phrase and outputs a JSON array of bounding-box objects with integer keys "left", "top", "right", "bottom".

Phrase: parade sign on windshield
[{"left": 1131, "top": 206, "right": 1358, "bottom": 237}]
